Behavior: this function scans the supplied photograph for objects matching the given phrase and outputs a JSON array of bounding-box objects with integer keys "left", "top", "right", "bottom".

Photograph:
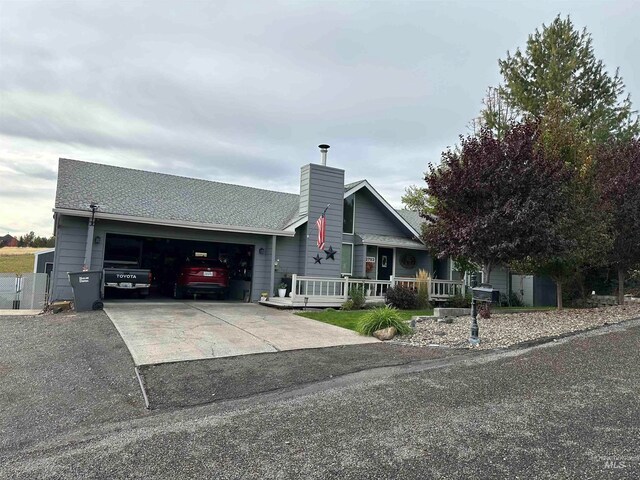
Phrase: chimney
[
  {"left": 297, "top": 145, "right": 344, "bottom": 276},
  {"left": 318, "top": 144, "right": 330, "bottom": 166}
]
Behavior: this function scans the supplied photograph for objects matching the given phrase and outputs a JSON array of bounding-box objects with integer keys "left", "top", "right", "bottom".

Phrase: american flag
[{"left": 316, "top": 213, "right": 326, "bottom": 250}]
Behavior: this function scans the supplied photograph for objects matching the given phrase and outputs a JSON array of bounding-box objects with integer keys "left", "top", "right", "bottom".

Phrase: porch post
[
  {"left": 344, "top": 276, "right": 349, "bottom": 301},
  {"left": 270, "top": 235, "right": 277, "bottom": 295},
  {"left": 291, "top": 274, "right": 297, "bottom": 299}
]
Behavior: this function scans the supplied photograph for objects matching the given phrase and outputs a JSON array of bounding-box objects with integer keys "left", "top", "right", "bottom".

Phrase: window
[
  {"left": 341, "top": 243, "right": 353, "bottom": 275},
  {"left": 343, "top": 195, "right": 354, "bottom": 234}
]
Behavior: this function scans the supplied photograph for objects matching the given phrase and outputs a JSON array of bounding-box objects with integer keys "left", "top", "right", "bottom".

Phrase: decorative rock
[
  {"left": 437, "top": 317, "right": 453, "bottom": 324},
  {"left": 373, "top": 326, "right": 397, "bottom": 341},
  {"left": 392, "top": 304, "right": 640, "bottom": 350}
]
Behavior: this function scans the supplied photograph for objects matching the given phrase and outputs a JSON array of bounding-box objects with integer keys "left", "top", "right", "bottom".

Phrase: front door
[{"left": 377, "top": 248, "right": 393, "bottom": 281}]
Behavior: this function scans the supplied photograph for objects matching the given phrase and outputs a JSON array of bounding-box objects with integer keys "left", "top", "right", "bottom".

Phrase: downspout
[
  {"left": 270, "top": 235, "right": 277, "bottom": 295},
  {"left": 82, "top": 204, "right": 98, "bottom": 271}
]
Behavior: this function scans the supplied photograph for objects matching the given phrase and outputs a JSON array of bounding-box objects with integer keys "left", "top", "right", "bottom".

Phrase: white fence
[
  {"left": 0, "top": 273, "right": 50, "bottom": 310},
  {"left": 289, "top": 274, "right": 464, "bottom": 305}
]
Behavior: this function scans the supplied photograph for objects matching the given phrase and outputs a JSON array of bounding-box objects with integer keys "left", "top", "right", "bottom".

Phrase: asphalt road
[{"left": 1, "top": 313, "right": 639, "bottom": 479}]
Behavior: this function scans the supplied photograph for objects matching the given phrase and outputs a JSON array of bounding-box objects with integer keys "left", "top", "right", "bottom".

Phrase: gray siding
[
  {"left": 489, "top": 265, "right": 509, "bottom": 296},
  {"left": 435, "top": 258, "right": 450, "bottom": 280},
  {"left": 275, "top": 230, "right": 302, "bottom": 290},
  {"left": 51, "top": 215, "right": 89, "bottom": 301},
  {"left": 298, "top": 165, "right": 311, "bottom": 216},
  {"left": 298, "top": 223, "right": 308, "bottom": 275},
  {"left": 353, "top": 244, "right": 365, "bottom": 277},
  {"left": 394, "top": 249, "right": 431, "bottom": 278},
  {"left": 52, "top": 215, "right": 278, "bottom": 302},
  {"left": 300, "top": 164, "right": 345, "bottom": 277},
  {"left": 354, "top": 190, "right": 409, "bottom": 237}
]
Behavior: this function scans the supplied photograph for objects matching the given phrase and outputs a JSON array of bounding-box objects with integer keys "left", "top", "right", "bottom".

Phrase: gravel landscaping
[{"left": 394, "top": 304, "right": 640, "bottom": 350}]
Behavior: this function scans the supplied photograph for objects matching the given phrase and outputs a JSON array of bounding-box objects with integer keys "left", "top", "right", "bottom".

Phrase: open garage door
[{"left": 103, "top": 233, "right": 254, "bottom": 301}]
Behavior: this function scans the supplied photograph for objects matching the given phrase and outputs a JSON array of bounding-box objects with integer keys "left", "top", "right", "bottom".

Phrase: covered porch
[{"left": 261, "top": 274, "right": 465, "bottom": 308}]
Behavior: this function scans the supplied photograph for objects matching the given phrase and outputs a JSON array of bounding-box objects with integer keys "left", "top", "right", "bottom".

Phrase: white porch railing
[
  {"left": 393, "top": 277, "right": 466, "bottom": 300},
  {"left": 289, "top": 274, "right": 464, "bottom": 304}
]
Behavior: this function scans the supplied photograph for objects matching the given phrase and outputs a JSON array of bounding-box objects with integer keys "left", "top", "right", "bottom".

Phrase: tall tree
[
  {"left": 423, "top": 121, "right": 573, "bottom": 284},
  {"left": 470, "top": 86, "right": 519, "bottom": 140},
  {"left": 498, "top": 15, "right": 638, "bottom": 142},
  {"left": 513, "top": 101, "right": 612, "bottom": 308},
  {"left": 596, "top": 138, "right": 640, "bottom": 304}
]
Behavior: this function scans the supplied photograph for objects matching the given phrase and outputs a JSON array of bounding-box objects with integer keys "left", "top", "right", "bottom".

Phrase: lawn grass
[
  {"left": 297, "top": 307, "right": 434, "bottom": 332},
  {"left": 0, "top": 254, "right": 34, "bottom": 273}
]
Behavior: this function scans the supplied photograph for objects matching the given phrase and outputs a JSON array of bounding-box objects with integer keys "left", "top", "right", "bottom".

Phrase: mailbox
[{"left": 472, "top": 284, "right": 500, "bottom": 303}]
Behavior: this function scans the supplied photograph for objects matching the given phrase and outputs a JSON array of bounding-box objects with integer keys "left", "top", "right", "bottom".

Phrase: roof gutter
[{"left": 52, "top": 208, "right": 296, "bottom": 237}]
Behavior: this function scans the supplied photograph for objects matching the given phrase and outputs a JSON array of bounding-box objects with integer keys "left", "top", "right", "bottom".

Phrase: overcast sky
[{"left": 1, "top": 0, "right": 638, "bottom": 237}]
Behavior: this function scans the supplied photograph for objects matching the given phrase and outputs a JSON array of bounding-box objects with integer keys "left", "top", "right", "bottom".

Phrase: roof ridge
[{"left": 59, "top": 158, "right": 300, "bottom": 198}]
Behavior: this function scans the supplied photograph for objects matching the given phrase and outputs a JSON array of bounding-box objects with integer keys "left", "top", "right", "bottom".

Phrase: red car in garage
[{"left": 173, "top": 258, "right": 229, "bottom": 299}]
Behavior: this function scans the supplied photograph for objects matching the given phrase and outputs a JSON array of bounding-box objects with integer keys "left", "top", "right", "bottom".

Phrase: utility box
[
  {"left": 68, "top": 271, "right": 104, "bottom": 312},
  {"left": 472, "top": 284, "right": 500, "bottom": 303}
]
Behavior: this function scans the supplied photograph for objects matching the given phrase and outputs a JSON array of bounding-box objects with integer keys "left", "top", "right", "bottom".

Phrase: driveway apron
[{"left": 104, "top": 301, "right": 376, "bottom": 365}]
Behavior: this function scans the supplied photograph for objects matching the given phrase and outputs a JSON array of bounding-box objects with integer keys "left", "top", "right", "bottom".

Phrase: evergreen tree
[{"left": 498, "top": 15, "right": 638, "bottom": 142}]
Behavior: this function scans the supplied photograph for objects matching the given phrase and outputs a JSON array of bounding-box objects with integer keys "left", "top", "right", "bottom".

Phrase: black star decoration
[
  {"left": 324, "top": 245, "right": 337, "bottom": 261},
  {"left": 312, "top": 254, "right": 322, "bottom": 264}
]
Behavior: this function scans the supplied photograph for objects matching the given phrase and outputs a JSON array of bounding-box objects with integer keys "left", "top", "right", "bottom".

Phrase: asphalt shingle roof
[
  {"left": 396, "top": 209, "right": 425, "bottom": 233},
  {"left": 344, "top": 180, "right": 365, "bottom": 191},
  {"left": 55, "top": 159, "right": 301, "bottom": 231},
  {"left": 357, "top": 233, "right": 426, "bottom": 249}
]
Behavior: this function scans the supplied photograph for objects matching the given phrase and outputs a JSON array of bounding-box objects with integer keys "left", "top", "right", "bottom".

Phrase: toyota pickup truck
[{"left": 103, "top": 261, "right": 152, "bottom": 298}]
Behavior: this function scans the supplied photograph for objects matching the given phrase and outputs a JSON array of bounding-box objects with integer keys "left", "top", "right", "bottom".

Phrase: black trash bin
[{"left": 68, "top": 271, "right": 104, "bottom": 312}]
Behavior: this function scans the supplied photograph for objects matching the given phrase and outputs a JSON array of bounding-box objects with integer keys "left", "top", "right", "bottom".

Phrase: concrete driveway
[{"left": 104, "top": 301, "right": 377, "bottom": 365}]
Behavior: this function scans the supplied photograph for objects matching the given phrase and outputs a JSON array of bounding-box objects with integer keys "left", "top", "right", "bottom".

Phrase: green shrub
[
  {"left": 385, "top": 285, "right": 418, "bottom": 309},
  {"left": 356, "top": 305, "right": 413, "bottom": 336},
  {"left": 341, "top": 299, "right": 355, "bottom": 311},
  {"left": 447, "top": 292, "right": 472, "bottom": 308},
  {"left": 500, "top": 292, "right": 524, "bottom": 307},
  {"left": 348, "top": 283, "right": 366, "bottom": 309}
]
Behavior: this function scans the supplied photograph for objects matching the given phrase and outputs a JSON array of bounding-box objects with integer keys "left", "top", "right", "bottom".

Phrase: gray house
[{"left": 50, "top": 148, "right": 453, "bottom": 306}]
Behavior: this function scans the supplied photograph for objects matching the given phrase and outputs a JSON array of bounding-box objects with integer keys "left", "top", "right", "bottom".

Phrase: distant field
[
  {"left": 0, "top": 247, "right": 50, "bottom": 273},
  {"left": 0, "top": 254, "right": 34, "bottom": 273},
  {"left": 0, "top": 247, "right": 51, "bottom": 256}
]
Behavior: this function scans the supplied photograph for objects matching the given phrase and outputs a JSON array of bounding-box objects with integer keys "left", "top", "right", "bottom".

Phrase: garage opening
[{"left": 103, "top": 233, "right": 254, "bottom": 301}]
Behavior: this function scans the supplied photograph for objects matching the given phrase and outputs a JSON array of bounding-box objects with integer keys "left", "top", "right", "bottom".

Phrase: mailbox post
[
  {"left": 469, "top": 275, "right": 500, "bottom": 346},
  {"left": 469, "top": 273, "right": 480, "bottom": 346}
]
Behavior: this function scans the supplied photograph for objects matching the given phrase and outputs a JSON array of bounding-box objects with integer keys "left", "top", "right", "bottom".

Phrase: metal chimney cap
[{"left": 318, "top": 144, "right": 330, "bottom": 150}]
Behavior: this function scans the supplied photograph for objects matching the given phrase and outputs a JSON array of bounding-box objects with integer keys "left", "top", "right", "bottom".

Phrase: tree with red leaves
[
  {"left": 423, "top": 121, "right": 573, "bottom": 285},
  {"left": 596, "top": 138, "right": 640, "bottom": 304}
]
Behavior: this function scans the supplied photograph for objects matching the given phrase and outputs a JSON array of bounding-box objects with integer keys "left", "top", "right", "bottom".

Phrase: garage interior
[{"left": 103, "top": 233, "right": 254, "bottom": 300}]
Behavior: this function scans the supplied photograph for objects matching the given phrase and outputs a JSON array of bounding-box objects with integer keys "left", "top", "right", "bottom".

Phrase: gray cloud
[{"left": 0, "top": 0, "right": 638, "bottom": 236}]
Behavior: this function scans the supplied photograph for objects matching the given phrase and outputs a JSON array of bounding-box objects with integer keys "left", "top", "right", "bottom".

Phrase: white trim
[
  {"left": 284, "top": 216, "right": 307, "bottom": 231},
  {"left": 343, "top": 194, "right": 355, "bottom": 234},
  {"left": 341, "top": 242, "right": 354, "bottom": 276},
  {"left": 343, "top": 181, "right": 422, "bottom": 240},
  {"left": 392, "top": 247, "right": 397, "bottom": 279},
  {"left": 53, "top": 208, "right": 295, "bottom": 237}
]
